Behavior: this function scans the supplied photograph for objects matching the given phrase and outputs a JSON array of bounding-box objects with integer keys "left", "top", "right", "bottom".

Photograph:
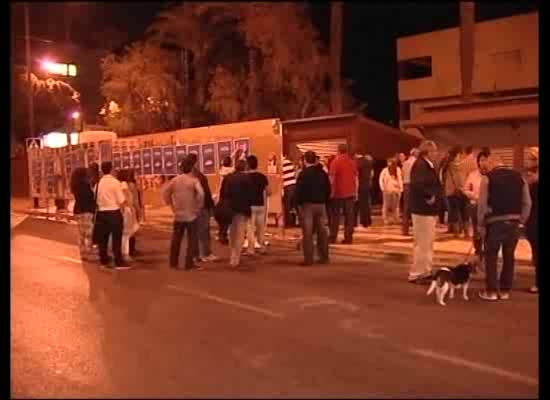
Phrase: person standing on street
[
  {"left": 401, "top": 148, "right": 419, "bottom": 235},
  {"left": 462, "top": 150, "right": 490, "bottom": 256},
  {"left": 220, "top": 159, "right": 253, "bottom": 268},
  {"left": 477, "top": 154, "right": 532, "bottom": 301},
  {"left": 525, "top": 148, "right": 538, "bottom": 294},
  {"left": 70, "top": 167, "right": 99, "bottom": 263},
  {"left": 282, "top": 155, "right": 298, "bottom": 227},
  {"left": 329, "top": 144, "right": 358, "bottom": 244},
  {"left": 444, "top": 146, "right": 469, "bottom": 237},
  {"left": 296, "top": 151, "right": 331, "bottom": 266},
  {"left": 217, "top": 156, "right": 235, "bottom": 245},
  {"left": 117, "top": 169, "right": 139, "bottom": 263},
  {"left": 188, "top": 153, "right": 219, "bottom": 263},
  {"left": 379, "top": 158, "right": 404, "bottom": 226},
  {"left": 408, "top": 140, "right": 442, "bottom": 284},
  {"left": 95, "top": 161, "right": 130, "bottom": 269},
  {"left": 355, "top": 152, "right": 374, "bottom": 228},
  {"left": 245, "top": 155, "right": 270, "bottom": 256},
  {"left": 127, "top": 168, "right": 143, "bottom": 257},
  {"left": 163, "top": 157, "right": 204, "bottom": 271}
]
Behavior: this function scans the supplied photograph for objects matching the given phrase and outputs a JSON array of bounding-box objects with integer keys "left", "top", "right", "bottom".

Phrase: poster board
[
  {"left": 162, "top": 146, "right": 176, "bottom": 175},
  {"left": 152, "top": 147, "right": 163, "bottom": 175},
  {"left": 217, "top": 141, "right": 232, "bottom": 168},
  {"left": 132, "top": 150, "right": 143, "bottom": 176},
  {"left": 201, "top": 143, "right": 216, "bottom": 175}
]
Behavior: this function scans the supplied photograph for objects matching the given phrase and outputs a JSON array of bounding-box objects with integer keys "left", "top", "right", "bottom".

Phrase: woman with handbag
[{"left": 70, "top": 167, "right": 99, "bottom": 262}]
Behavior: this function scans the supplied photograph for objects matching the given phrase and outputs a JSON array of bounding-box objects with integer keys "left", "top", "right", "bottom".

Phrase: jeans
[
  {"left": 230, "top": 214, "right": 249, "bottom": 266},
  {"left": 169, "top": 219, "right": 198, "bottom": 268},
  {"left": 196, "top": 208, "right": 212, "bottom": 258},
  {"left": 355, "top": 186, "right": 372, "bottom": 228},
  {"left": 401, "top": 184, "right": 411, "bottom": 234},
  {"left": 329, "top": 197, "right": 355, "bottom": 243},
  {"left": 484, "top": 221, "right": 520, "bottom": 293},
  {"left": 382, "top": 192, "right": 400, "bottom": 225},
  {"left": 447, "top": 194, "right": 468, "bottom": 231},
  {"left": 283, "top": 185, "right": 299, "bottom": 227},
  {"left": 75, "top": 212, "right": 97, "bottom": 261},
  {"left": 96, "top": 210, "right": 123, "bottom": 266},
  {"left": 247, "top": 206, "right": 266, "bottom": 255},
  {"left": 410, "top": 214, "right": 436, "bottom": 280},
  {"left": 300, "top": 203, "right": 329, "bottom": 264}
]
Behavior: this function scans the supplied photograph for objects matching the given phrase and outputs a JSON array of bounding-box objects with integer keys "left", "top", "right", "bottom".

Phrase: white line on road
[
  {"left": 55, "top": 256, "right": 83, "bottom": 264},
  {"left": 409, "top": 347, "right": 538, "bottom": 387},
  {"left": 166, "top": 285, "right": 286, "bottom": 319}
]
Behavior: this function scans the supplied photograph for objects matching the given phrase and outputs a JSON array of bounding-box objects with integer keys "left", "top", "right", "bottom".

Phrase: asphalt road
[{"left": 11, "top": 218, "right": 539, "bottom": 398}]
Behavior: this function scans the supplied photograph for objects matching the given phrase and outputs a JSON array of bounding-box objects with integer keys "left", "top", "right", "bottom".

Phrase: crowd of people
[{"left": 69, "top": 140, "right": 539, "bottom": 299}]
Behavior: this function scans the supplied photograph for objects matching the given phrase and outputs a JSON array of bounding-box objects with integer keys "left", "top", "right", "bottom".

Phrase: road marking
[
  {"left": 167, "top": 285, "right": 286, "bottom": 319},
  {"left": 286, "top": 296, "right": 360, "bottom": 313},
  {"left": 409, "top": 347, "right": 538, "bottom": 387},
  {"left": 55, "top": 256, "right": 83, "bottom": 264}
]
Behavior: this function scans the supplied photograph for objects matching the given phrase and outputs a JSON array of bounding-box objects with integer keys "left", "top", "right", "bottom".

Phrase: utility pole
[
  {"left": 330, "top": 2, "right": 343, "bottom": 115},
  {"left": 460, "top": 2, "right": 475, "bottom": 100},
  {"left": 24, "top": 2, "right": 35, "bottom": 138}
]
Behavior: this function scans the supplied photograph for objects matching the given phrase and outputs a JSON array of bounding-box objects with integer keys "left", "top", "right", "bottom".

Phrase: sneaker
[
  {"left": 203, "top": 254, "right": 220, "bottom": 262},
  {"left": 499, "top": 291, "right": 511, "bottom": 300},
  {"left": 254, "top": 240, "right": 261, "bottom": 249},
  {"left": 528, "top": 286, "right": 539, "bottom": 294},
  {"left": 478, "top": 291, "right": 498, "bottom": 301},
  {"left": 242, "top": 239, "right": 249, "bottom": 249}
]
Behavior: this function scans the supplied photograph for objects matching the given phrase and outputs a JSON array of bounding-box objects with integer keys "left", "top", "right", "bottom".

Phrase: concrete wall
[{"left": 397, "top": 12, "right": 538, "bottom": 102}]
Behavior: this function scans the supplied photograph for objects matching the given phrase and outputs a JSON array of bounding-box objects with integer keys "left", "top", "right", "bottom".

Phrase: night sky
[{"left": 14, "top": 2, "right": 539, "bottom": 126}]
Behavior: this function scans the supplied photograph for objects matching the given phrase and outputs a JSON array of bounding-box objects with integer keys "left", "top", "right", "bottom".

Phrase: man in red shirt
[{"left": 329, "top": 144, "right": 358, "bottom": 244}]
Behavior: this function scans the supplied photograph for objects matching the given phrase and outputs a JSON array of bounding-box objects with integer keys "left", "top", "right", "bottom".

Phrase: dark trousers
[
  {"left": 485, "top": 221, "right": 520, "bottom": 293},
  {"left": 467, "top": 203, "right": 482, "bottom": 255},
  {"left": 401, "top": 184, "right": 411, "bottom": 234},
  {"left": 527, "top": 227, "right": 538, "bottom": 288},
  {"left": 447, "top": 194, "right": 468, "bottom": 231},
  {"left": 96, "top": 210, "right": 123, "bottom": 266},
  {"left": 170, "top": 219, "right": 199, "bottom": 268},
  {"left": 300, "top": 203, "right": 329, "bottom": 264},
  {"left": 329, "top": 197, "right": 355, "bottom": 243},
  {"left": 129, "top": 236, "right": 137, "bottom": 255},
  {"left": 283, "top": 184, "right": 299, "bottom": 227},
  {"left": 355, "top": 186, "right": 372, "bottom": 228},
  {"left": 195, "top": 208, "right": 212, "bottom": 258}
]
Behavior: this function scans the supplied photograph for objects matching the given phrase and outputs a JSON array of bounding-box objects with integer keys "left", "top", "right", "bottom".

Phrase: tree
[
  {"left": 100, "top": 41, "right": 180, "bottom": 135},
  {"left": 205, "top": 65, "right": 247, "bottom": 123}
]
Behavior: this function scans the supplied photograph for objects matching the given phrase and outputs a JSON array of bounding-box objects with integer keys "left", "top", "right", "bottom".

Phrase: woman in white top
[
  {"left": 117, "top": 169, "right": 139, "bottom": 262},
  {"left": 379, "top": 158, "right": 404, "bottom": 225}
]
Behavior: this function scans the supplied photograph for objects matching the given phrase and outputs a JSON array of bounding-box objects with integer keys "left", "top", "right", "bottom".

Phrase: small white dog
[{"left": 426, "top": 258, "right": 479, "bottom": 306}]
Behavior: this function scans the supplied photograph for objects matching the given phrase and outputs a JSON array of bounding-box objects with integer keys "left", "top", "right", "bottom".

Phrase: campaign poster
[
  {"left": 175, "top": 145, "right": 187, "bottom": 166},
  {"left": 113, "top": 152, "right": 122, "bottom": 170},
  {"left": 132, "top": 150, "right": 143, "bottom": 176},
  {"left": 201, "top": 143, "right": 216, "bottom": 175},
  {"left": 187, "top": 144, "right": 202, "bottom": 172},
  {"left": 87, "top": 146, "right": 97, "bottom": 166},
  {"left": 217, "top": 141, "right": 232, "bottom": 167},
  {"left": 71, "top": 148, "right": 85, "bottom": 168},
  {"left": 142, "top": 149, "right": 153, "bottom": 175},
  {"left": 152, "top": 147, "right": 163, "bottom": 175},
  {"left": 99, "top": 141, "right": 112, "bottom": 163},
  {"left": 163, "top": 146, "right": 176, "bottom": 175},
  {"left": 234, "top": 138, "right": 250, "bottom": 158},
  {"left": 122, "top": 151, "right": 132, "bottom": 169}
]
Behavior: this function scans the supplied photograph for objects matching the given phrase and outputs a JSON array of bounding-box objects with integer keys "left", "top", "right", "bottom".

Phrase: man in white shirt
[
  {"left": 95, "top": 161, "right": 129, "bottom": 269},
  {"left": 401, "top": 148, "right": 419, "bottom": 235}
]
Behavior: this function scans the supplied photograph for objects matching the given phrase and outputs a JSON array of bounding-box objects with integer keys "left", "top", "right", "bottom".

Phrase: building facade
[{"left": 397, "top": 12, "right": 538, "bottom": 168}]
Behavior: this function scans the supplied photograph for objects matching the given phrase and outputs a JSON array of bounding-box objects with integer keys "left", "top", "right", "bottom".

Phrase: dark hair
[
  {"left": 70, "top": 167, "right": 89, "bottom": 195},
  {"left": 481, "top": 146, "right": 491, "bottom": 155},
  {"left": 222, "top": 156, "right": 232, "bottom": 168},
  {"left": 101, "top": 161, "right": 113, "bottom": 175},
  {"left": 247, "top": 155, "right": 258, "bottom": 170},
  {"left": 88, "top": 162, "right": 99, "bottom": 185},
  {"left": 180, "top": 157, "right": 194, "bottom": 174},
  {"left": 118, "top": 169, "right": 129, "bottom": 182},
  {"left": 476, "top": 150, "right": 490, "bottom": 168},
  {"left": 338, "top": 143, "right": 348, "bottom": 154},
  {"left": 127, "top": 168, "right": 136, "bottom": 183},
  {"left": 187, "top": 152, "right": 198, "bottom": 166},
  {"left": 235, "top": 159, "right": 247, "bottom": 172},
  {"left": 448, "top": 146, "right": 462, "bottom": 162},
  {"left": 304, "top": 151, "right": 316, "bottom": 164},
  {"left": 465, "top": 146, "right": 474, "bottom": 155}
]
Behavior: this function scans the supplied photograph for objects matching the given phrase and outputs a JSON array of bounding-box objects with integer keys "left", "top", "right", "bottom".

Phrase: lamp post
[{"left": 24, "top": 2, "right": 35, "bottom": 138}]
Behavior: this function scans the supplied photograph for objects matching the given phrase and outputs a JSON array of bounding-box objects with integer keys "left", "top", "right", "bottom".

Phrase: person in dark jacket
[
  {"left": 220, "top": 159, "right": 253, "bottom": 268},
  {"left": 187, "top": 153, "right": 219, "bottom": 263},
  {"left": 71, "top": 167, "right": 99, "bottom": 262},
  {"left": 408, "top": 140, "right": 443, "bottom": 284},
  {"left": 477, "top": 154, "right": 532, "bottom": 301},
  {"left": 525, "top": 148, "right": 538, "bottom": 293},
  {"left": 296, "top": 151, "right": 331, "bottom": 266},
  {"left": 355, "top": 153, "right": 373, "bottom": 228}
]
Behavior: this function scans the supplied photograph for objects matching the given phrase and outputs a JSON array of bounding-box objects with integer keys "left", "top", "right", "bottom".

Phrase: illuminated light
[
  {"left": 68, "top": 64, "right": 77, "bottom": 77},
  {"left": 40, "top": 60, "right": 78, "bottom": 77},
  {"left": 72, "top": 111, "right": 80, "bottom": 119},
  {"left": 43, "top": 132, "right": 68, "bottom": 148},
  {"left": 69, "top": 132, "right": 79, "bottom": 145}
]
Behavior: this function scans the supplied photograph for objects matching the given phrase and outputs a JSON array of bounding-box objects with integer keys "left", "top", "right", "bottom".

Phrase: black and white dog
[{"left": 426, "top": 259, "right": 479, "bottom": 306}]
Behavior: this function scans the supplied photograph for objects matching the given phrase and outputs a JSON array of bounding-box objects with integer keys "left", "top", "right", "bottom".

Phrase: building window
[{"left": 398, "top": 56, "right": 432, "bottom": 80}]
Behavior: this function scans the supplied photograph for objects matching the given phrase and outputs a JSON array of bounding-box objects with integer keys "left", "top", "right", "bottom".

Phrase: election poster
[
  {"left": 217, "top": 141, "right": 232, "bottom": 167},
  {"left": 234, "top": 138, "right": 250, "bottom": 157},
  {"left": 99, "top": 141, "right": 112, "bottom": 163},
  {"left": 201, "top": 143, "right": 216, "bottom": 175},
  {"left": 142, "top": 149, "right": 153, "bottom": 175},
  {"left": 113, "top": 152, "right": 122, "bottom": 170},
  {"left": 163, "top": 146, "right": 176, "bottom": 175},
  {"left": 122, "top": 151, "right": 131, "bottom": 169},
  {"left": 175, "top": 145, "right": 187, "bottom": 166},
  {"left": 132, "top": 150, "right": 143, "bottom": 176},
  {"left": 86, "top": 146, "right": 97, "bottom": 166},
  {"left": 187, "top": 144, "right": 202, "bottom": 172},
  {"left": 152, "top": 147, "right": 163, "bottom": 175}
]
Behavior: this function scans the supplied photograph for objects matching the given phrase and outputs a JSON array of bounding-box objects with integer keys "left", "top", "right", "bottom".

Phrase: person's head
[
  {"left": 525, "top": 147, "right": 539, "bottom": 170},
  {"left": 118, "top": 169, "right": 129, "bottom": 182},
  {"left": 410, "top": 148, "right": 420, "bottom": 158},
  {"left": 247, "top": 155, "right": 258, "bottom": 171},
  {"left": 87, "top": 162, "right": 99, "bottom": 182},
  {"left": 222, "top": 156, "right": 232, "bottom": 168},
  {"left": 398, "top": 152, "right": 406, "bottom": 163},
  {"left": 101, "top": 161, "right": 113, "bottom": 175},
  {"left": 464, "top": 146, "right": 474, "bottom": 156},
  {"left": 481, "top": 146, "right": 491, "bottom": 155},
  {"left": 338, "top": 143, "right": 348, "bottom": 155},
  {"left": 448, "top": 146, "right": 463, "bottom": 162},
  {"left": 179, "top": 157, "right": 195, "bottom": 174},
  {"left": 419, "top": 140, "right": 438, "bottom": 162},
  {"left": 476, "top": 150, "right": 490, "bottom": 174},
  {"left": 304, "top": 151, "right": 317, "bottom": 166},
  {"left": 70, "top": 167, "right": 89, "bottom": 194},
  {"left": 187, "top": 153, "right": 198, "bottom": 167},
  {"left": 235, "top": 159, "right": 247, "bottom": 172}
]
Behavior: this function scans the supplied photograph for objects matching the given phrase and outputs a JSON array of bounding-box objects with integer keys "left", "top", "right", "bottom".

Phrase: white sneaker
[
  {"left": 242, "top": 239, "right": 249, "bottom": 249},
  {"left": 499, "top": 292, "right": 511, "bottom": 300},
  {"left": 254, "top": 240, "right": 261, "bottom": 249},
  {"left": 202, "top": 254, "right": 220, "bottom": 262}
]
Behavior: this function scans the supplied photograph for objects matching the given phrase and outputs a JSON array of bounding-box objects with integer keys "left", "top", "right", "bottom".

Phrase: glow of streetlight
[
  {"left": 41, "top": 59, "right": 78, "bottom": 77},
  {"left": 72, "top": 111, "right": 80, "bottom": 120}
]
